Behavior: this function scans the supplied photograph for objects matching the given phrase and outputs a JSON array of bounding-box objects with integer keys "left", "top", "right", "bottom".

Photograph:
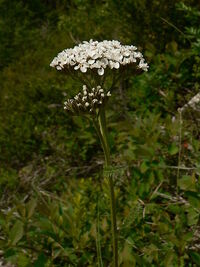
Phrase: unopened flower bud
[{"left": 64, "top": 84, "right": 112, "bottom": 115}]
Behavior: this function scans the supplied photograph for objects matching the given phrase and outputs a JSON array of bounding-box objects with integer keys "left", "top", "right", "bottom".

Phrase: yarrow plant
[{"left": 50, "top": 40, "right": 148, "bottom": 267}]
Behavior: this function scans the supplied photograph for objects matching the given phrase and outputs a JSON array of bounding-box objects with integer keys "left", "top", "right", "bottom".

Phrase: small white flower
[
  {"left": 107, "top": 91, "right": 111, "bottom": 96},
  {"left": 114, "top": 62, "right": 120, "bottom": 69},
  {"left": 88, "top": 59, "right": 95, "bottom": 64},
  {"left": 124, "top": 51, "right": 130, "bottom": 57},
  {"left": 70, "top": 60, "right": 76, "bottom": 66},
  {"left": 85, "top": 102, "right": 89, "bottom": 107},
  {"left": 56, "top": 66, "right": 62, "bottom": 70},
  {"left": 139, "top": 59, "right": 149, "bottom": 71},
  {"left": 98, "top": 68, "right": 104, "bottom": 75},
  {"left": 80, "top": 65, "right": 87, "bottom": 73},
  {"left": 109, "top": 61, "right": 115, "bottom": 69}
]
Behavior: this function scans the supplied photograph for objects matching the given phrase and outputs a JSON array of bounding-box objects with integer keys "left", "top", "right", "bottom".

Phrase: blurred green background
[{"left": 0, "top": 0, "right": 200, "bottom": 266}]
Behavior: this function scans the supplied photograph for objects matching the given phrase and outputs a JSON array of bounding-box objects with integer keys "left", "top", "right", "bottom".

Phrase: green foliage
[{"left": 0, "top": 0, "right": 200, "bottom": 266}]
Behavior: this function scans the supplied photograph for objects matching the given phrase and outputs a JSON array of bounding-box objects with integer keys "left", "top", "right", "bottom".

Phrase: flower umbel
[
  {"left": 50, "top": 40, "right": 149, "bottom": 75},
  {"left": 64, "top": 85, "right": 111, "bottom": 115}
]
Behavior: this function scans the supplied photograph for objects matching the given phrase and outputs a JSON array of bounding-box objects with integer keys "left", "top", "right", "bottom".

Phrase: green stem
[
  {"left": 96, "top": 196, "right": 104, "bottom": 267},
  {"left": 98, "top": 108, "right": 118, "bottom": 267},
  {"left": 177, "top": 110, "right": 182, "bottom": 194},
  {"left": 93, "top": 118, "right": 108, "bottom": 160}
]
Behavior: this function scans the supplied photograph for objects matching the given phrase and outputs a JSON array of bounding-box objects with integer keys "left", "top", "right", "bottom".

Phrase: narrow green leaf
[
  {"left": 26, "top": 198, "right": 37, "bottom": 218},
  {"left": 140, "top": 161, "right": 149, "bottom": 173},
  {"left": 9, "top": 220, "right": 24, "bottom": 245}
]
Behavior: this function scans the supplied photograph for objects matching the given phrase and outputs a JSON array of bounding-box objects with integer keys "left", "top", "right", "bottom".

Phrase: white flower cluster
[
  {"left": 179, "top": 92, "right": 200, "bottom": 112},
  {"left": 64, "top": 85, "right": 111, "bottom": 114},
  {"left": 50, "top": 40, "right": 149, "bottom": 75}
]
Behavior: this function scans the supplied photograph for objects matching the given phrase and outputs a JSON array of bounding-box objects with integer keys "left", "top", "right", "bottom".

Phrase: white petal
[
  {"left": 101, "top": 58, "right": 108, "bottom": 65},
  {"left": 109, "top": 61, "right": 114, "bottom": 69},
  {"left": 88, "top": 59, "right": 95, "bottom": 64},
  {"left": 70, "top": 60, "right": 76, "bottom": 66},
  {"left": 74, "top": 65, "right": 80, "bottom": 70},
  {"left": 124, "top": 51, "right": 130, "bottom": 57},
  {"left": 88, "top": 50, "right": 96, "bottom": 58},
  {"left": 114, "top": 62, "right": 120, "bottom": 69},
  {"left": 98, "top": 68, "right": 104, "bottom": 75},
  {"left": 93, "top": 54, "right": 100, "bottom": 60},
  {"left": 80, "top": 66, "right": 87, "bottom": 73}
]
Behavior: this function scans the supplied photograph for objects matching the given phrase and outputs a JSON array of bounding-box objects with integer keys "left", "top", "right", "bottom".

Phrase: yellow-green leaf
[
  {"left": 9, "top": 220, "right": 24, "bottom": 245},
  {"left": 26, "top": 198, "right": 37, "bottom": 218}
]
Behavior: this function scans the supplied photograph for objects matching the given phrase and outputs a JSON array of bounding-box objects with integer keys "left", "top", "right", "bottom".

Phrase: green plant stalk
[
  {"left": 98, "top": 108, "right": 118, "bottom": 267},
  {"left": 96, "top": 197, "right": 104, "bottom": 267}
]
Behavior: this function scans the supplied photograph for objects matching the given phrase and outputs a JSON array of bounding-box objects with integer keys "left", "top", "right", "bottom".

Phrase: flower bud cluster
[
  {"left": 50, "top": 40, "right": 149, "bottom": 75},
  {"left": 64, "top": 85, "right": 111, "bottom": 114}
]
